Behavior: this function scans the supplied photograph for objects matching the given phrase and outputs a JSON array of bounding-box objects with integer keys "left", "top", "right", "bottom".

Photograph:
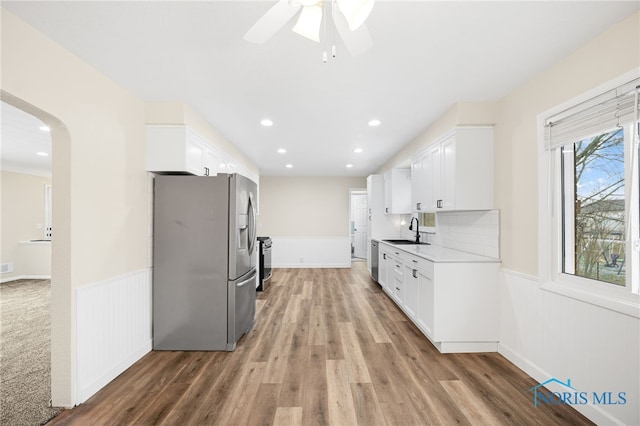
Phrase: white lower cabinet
[
  {"left": 379, "top": 246, "right": 404, "bottom": 300},
  {"left": 416, "top": 261, "right": 434, "bottom": 338},
  {"left": 404, "top": 253, "right": 433, "bottom": 334},
  {"left": 380, "top": 243, "right": 499, "bottom": 353},
  {"left": 403, "top": 255, "right": 422, "bottom": 321},
  {"left": 378, "top": 246, "right": 390, "bottom": 294},
  {"left": 391, "top": 256, "right": 404, "bottom": 305}
]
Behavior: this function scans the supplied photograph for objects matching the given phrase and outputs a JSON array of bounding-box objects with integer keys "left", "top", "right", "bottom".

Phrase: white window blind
[{"left": 545, "top": 77, "right": 639, "bottom": 150}]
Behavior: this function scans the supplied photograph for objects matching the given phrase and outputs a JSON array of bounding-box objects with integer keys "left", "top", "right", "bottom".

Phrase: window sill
[{"left": 540, "top": 279, "right": 640, "bottom": 319}]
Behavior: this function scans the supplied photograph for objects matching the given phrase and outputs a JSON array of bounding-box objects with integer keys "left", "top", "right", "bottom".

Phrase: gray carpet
[{"left": 1, "top": 279, "right": 62, "bottom": 425}]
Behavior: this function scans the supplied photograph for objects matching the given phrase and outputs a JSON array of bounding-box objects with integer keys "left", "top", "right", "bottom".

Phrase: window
[
  {"left": 562, "top": 128, "right": 627, "bottom": 286},
  {"left": 542, "top": 75, "right": 639, "bottom": 306}
]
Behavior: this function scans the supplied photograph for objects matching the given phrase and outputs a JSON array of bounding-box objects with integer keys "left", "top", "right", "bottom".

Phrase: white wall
[
  {"left": 258, "top": 176, "right": 366, "bottom": 267},
  {"left": 1, "top": 9, "right": 259, "bottom": 406},
  {"left": 376, "top": 11, "right": 640, "bottom": 425},
  {"left": 493, "top": 11, "right": 640, "bottom": 425},
  {"left": 0, "top": 170, "right": 52, "bottom": 280},
  {"left": 499, "top": 270, "right": 639, "bottom": 425},
  {"left": 2, "top": 8, "right": 148, "bottom": 405}
]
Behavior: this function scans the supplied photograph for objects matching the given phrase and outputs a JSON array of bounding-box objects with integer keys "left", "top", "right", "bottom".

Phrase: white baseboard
[
  {"left": 77, "top": 339, "right": 151, "bottom": 405},
  {"left": 498, "top": 342, "right": 550, "bottom": 385},
  {"left": 438, "top": 341, "right": 498, "bottom": 353},
  {"left": 498, "top": 342, "right": 623, "bottom": 426},
  {"left": 275, "top": 263, "right": 351, "bottom": 268},
  {"left": 0, "top": 274, "right": 51, "bottom": 283}
]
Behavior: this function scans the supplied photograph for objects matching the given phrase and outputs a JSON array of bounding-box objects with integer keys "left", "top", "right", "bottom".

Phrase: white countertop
[{"left": 378, "top": 239, "right": 501, "bottom": 263}]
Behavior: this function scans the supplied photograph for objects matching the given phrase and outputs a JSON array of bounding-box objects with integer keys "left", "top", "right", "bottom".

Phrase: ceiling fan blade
[
  {"left": 292, "top": 5, "right": 323, "bottom": 42},
  {"left": 334, "top": 11, "right": 373, "bottom": 56},
  {"left": 336, "top": 0, "right": 375, "bottom": 31},
  {"left": 244, "top": 0, "right": 301, "bottom": 43}
]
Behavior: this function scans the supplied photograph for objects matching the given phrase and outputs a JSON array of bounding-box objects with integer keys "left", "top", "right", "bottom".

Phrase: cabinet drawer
[
  {"left": 393, "top": 261, "right": 403, "bottom": 279},
  {"left": 402, "top": 253, "right": 433, "bottom": 278}
]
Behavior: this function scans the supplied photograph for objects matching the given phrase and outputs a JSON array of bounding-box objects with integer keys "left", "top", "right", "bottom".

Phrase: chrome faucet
[{"left": 409, "top": 217, "right": 420, "bottom": 244}]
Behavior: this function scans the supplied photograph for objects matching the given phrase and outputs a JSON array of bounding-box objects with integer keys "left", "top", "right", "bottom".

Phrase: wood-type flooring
[{"left": 48, "top": 263, "right": 593, "bottom": 425}]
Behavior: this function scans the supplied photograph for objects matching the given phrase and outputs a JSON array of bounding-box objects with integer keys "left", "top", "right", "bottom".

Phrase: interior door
[{"left": 353, "top": 194, "right": 368, "bottom": 259}]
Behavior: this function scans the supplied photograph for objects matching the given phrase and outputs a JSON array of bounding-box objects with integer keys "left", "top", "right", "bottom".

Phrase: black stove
[{"left": 256, "top": 237, "right": 272, "bottom": 291}]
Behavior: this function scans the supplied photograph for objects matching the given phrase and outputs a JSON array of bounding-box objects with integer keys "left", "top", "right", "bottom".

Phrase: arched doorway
[{"left": 1, "top": 90, "right": 73, "bottom": 409}]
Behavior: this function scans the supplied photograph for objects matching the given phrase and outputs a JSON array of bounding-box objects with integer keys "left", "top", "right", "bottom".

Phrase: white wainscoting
[
  {"left": 76, "top": 269, "right": 152, "bottom": 403},
  {"left": 499, "top": 269, "right": 639, "bottom": 426},
  {"left": 271, "top": 237, "right": 351, "bottom": 268}
]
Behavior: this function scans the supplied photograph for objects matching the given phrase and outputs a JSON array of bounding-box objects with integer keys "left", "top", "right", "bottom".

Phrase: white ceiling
[
  {"left": 1, "top": 101, "right": 52, "bottom": 177},
  {"left": 2, "top": 1, "right": 638, "bottom": 176}
]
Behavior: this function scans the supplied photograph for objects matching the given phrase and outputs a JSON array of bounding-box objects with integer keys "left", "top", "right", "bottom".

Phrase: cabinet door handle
[
  {"left": 383, "top": 254, "right": 387, "bottom": 259},
  {"left": 437, "top": 200, "right": 443, "bottom": 208},
  {"left": 368, "top": 215, "right": 371, "bottom": 221},
  {"left": 385, "top": 207, "right": 389, "bottom": 213},
  {"left": 412, "top": 269, "right": 418, "bottom": 278},
  {"left": 417, "top": 202, "right": 421, "bottom": 210},
  {"left": 395, "top": 287, "right": 401, "bottom": 291},
  {"left": 204, "top": 167, "right": 210, "bottom": 176},
  {"left": 412, "top": 259, "right": 418, "bottom": 263}
]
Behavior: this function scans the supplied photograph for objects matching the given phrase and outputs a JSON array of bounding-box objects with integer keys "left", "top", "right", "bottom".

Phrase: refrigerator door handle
[
  {"left": 236, "top": 274, "right": 254, "bottom": 288},
  {"left": 247, "top": 193, "right": 257, "bottom": 256}
]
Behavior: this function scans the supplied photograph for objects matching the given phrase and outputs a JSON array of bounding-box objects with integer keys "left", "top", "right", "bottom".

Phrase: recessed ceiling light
[
  {"left": 346, "top": 164, "right": 353, "bottom": 168},
  {"left": 277, "top": 148, "right": 287, "bottom": 154},
  {"left": 286, "top": 164, "right": 293, "bottom": 168},
  {"left": 354, "top": 148, "right": 363, "bottom": 153},
  {"left": 39, "top": 126, "right": 50, "bottom": 132},
  {"left": 260, "top": 119, "right": 273, "bottom": 127},
  {"left": 368, "top": 119, "right": 381, "bottom": 127},
  {"left": 36, "top": 152, "right": 49, "bottom": 157}
]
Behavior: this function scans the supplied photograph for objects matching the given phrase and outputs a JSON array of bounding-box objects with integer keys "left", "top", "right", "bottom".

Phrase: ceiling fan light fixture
[
  {"left": 292, "top": 5, "right": 323, "bottom": 42},
  {"left": 336, "top": 0, "right": 374, "bottom": 31}
]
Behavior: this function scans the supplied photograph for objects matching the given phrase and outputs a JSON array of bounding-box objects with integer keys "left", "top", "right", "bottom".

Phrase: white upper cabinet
[
  {"left": 147, "top": 125, "right": 218, "bottom": 176},
  {"left": 202, "top": 146, "right": 219, "bottom": 177},
  {"left": 367, "top": 174, "right": 402, "bottom": 240},
  {"left": 410, "top": 156, "right": 425, "bottom": 212},
  {"left": 383, "top": 169, "right": 412, "bottom": 214},
  {"left": 412, "top": 127, "right": 493, "bottom": 212}
]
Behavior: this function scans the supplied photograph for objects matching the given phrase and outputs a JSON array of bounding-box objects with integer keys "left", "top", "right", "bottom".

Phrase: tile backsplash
[{"left": 432, "top": 210, "right": 500, "bottom": 259}]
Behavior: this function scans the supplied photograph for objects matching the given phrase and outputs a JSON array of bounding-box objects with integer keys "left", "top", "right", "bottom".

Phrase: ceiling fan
[{"left": 243, "top": 0, "right": 375, "bottom": 56}]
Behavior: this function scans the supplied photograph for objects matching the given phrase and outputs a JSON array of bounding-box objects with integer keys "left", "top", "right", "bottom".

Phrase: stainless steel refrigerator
[{"left": 152, "top": 173, "right": 257, "bottom": 351}]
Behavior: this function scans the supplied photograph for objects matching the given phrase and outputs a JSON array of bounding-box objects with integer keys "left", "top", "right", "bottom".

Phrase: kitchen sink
[{"left": 382, "top": 239, "right": 430, "bottom": 245}]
